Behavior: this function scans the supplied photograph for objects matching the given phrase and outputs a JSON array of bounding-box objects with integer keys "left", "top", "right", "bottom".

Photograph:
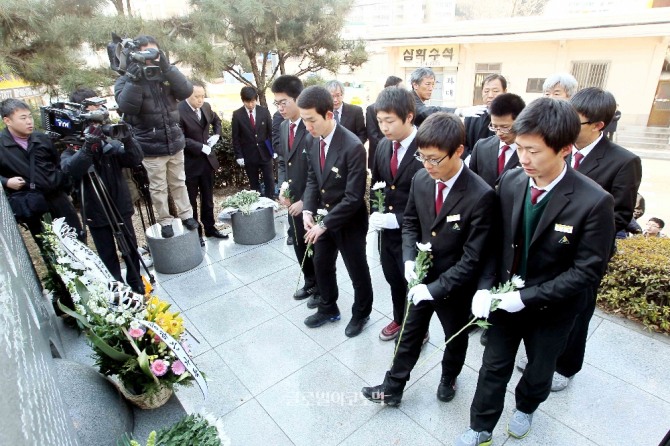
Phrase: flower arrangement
[
  {"left": 118, "top": 413, "right": 231, "bottom": 446},
  {"left": 221, "top": 190, "right": 261, "bottom": 215},
  {"left": 371, "top": 181, "right": 386, "bottom": 213},
  {"left": 295, "top": 209, "right": 327, "bottom": 294}
]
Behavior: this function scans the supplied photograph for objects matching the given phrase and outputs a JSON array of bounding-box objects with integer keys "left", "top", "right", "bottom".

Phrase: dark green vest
[{"left": 519, "top": 187, "right": 554, "bottom": 278}]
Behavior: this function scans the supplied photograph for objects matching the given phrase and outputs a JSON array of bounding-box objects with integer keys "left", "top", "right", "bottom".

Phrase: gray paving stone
[
  {"left": 220, "top": 244, "right": 296, "bottom": 284},
  {"left": 221, "top": 399, "right": 294, "bottom": 446},
  {"left": 215, "top": 316, "right": 326, "bottom": 396},
  {"left": 509, "top": 411, "right": 599, "bottom": 446},
  {"left": 339, "top": 407, "right": 443, "bottom": 446},
  {"left": 161, "top": 262, "right": 245, "bottom": 310},
  {"left": 256, "top": 354, "right": 381, "bottom": 446},
  {"left": 247, "top": 263, "right": 308, "bottom": 313}
]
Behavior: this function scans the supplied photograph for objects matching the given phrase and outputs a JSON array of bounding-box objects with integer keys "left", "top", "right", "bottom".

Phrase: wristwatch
[{"left": 318, "top": 220, "right": 326, "bottom": 230}]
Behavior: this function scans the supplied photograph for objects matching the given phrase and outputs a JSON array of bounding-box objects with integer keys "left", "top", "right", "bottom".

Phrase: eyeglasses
[
  {"left": 580, "top": 121, "right": 594, "bottom": 126},
  {"left": 414, "top": 153, "right": 449, "bottom": 166},
  {"left": 273, "top": 99, "right": 293, "bottom": 108},
  {"left": 488, "top": 124, "right": 513, "bottom": 134}
]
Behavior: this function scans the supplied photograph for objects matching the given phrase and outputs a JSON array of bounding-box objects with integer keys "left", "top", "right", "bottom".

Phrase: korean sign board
[{"left": 399, "top": 45, "right": 459, "bottom": 68}]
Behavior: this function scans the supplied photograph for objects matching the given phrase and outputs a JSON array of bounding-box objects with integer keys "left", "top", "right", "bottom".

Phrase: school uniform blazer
[
  {"left": 575, "top": 138, "right": 642, "bottom": 233},
  {"left": 277, "top": 120, "right": 312, "bottom": 201},
  {"left": 231, "top": 105, "right": 272, "bottom": 164},
  {"left": 303, "top": 125, "right": 368, "bottom": 232},
  {"left": 370, "top": 137, "right": 423, "bottom": 226},
  {"left": 469, "top": 135, "right": 520, "bottom": 189},
  {"left": 402, "top": 166, "right": 497, "bottom": 303},
  {"left": 178, "top": 100, "right": 221, "bottom": 176},
  {"left": 497, "top": 167, "right": 615, "bottom": 320},
  {"left": 464, "top": 112, "right": 493, "bottom": 158},
  {"left": 339, "top": 103, "right": 367, "bottom": 145}
]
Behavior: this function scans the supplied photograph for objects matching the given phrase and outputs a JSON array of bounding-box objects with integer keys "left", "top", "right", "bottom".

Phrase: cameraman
[
  {"left": 114, "top": 35, "right": 198, "bottom": 239},
  {"left": 60, "top": 88, "right": 144, "bottom": 294}
]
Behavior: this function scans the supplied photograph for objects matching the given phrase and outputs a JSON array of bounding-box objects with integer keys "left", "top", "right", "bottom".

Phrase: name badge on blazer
[
  {"left": 555, "top": 224, "right": 573, "bottom": 234},
  {"left": 446, "top": 214, "right": 460, "bottom": 223}
]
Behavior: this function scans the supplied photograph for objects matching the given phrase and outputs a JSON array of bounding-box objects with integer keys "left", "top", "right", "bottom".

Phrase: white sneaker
[
  {"left": 507, "top": 410, "right": 533, "bottom": 439},
  {"left": 550, "top": 372, "right": 572, "bottom": 392}
]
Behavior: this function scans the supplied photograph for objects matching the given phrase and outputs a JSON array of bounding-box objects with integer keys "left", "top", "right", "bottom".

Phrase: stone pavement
[{"left": 67, "top": 209, "right": 670, "bottom": 445}]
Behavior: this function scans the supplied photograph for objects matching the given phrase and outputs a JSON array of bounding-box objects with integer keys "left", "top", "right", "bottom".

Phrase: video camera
[
  {"left": 40, "top": 97, "right": 130, "bottom": 146},
  {"left": 107, "top": 33, "right": 162, "bottom": 81}
]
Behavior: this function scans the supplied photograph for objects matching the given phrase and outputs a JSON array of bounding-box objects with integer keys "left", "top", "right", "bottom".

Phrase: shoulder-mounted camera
[{"left": 107, "top": 32, "right": 162, "bottom": 82}]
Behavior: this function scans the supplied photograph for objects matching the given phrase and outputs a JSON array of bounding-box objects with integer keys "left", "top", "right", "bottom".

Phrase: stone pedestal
[
  {"left": 145, "top": 220, "right": 203, "bottom": 274},
  {"left": 231, "top": 206, "right": 276, "bottom": 245}
]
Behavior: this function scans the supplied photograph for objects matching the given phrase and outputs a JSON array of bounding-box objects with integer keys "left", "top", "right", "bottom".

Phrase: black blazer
[
  {"left": 339, "top": 103, "right": 367, "bottom": 145},
  {"left": 277, "top": 120, "right": 313, "bottom": 202},
  {"left": 464, "top": 112, "right": 493, "bottom": 159},
  {"left": 402, "top": 166, "right": 497, "bottom": 303},
  {"left": 496, "top": 167, "right": 615, "bottom": 320},
  {"left": 575, "top": 137, "right": 642, "bottom": 233},
  {"left": 366, "top": 103, "right": 383, "bottom": 166},
  {"left": 469, "top": 135, "right": 519, "bottom": 189},
  {"left": 178, "top": 101, "right": 221, "bottom": 176},
  {"left": 231, "top": 105, "right": 273, "bottom": 163},
  {"left": 303, "top": 125, "right": 368, "bottom": 232},
  {"left": 370, "top": 136, "right": 423, "bottom": 227}
]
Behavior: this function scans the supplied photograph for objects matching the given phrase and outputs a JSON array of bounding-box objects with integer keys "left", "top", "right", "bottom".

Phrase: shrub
[
  {"left": 211, "top": 119, "right": 249, "bottom": 190},
  {"left": 598, "top": 236, "right": 670, "bottom": 333}
]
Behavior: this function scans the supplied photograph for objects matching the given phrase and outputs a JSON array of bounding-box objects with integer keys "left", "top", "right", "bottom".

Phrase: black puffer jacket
[{"left": 114, "top": 66, "right": 193, "bottom": 157}]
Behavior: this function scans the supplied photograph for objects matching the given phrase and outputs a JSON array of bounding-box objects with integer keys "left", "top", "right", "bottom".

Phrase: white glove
[
  {"left": 236, "top": 158, "right": 245, "bottom": 167},
  {"left": 370, "top": 212, "right": 399, "bottom": 230},
  {"left": 456, "top": 104, "right": 487, "bottom": 118},
  {"left": 408, "top": 284, "right": 433, "bottom": 305},
  {"left": 471, "top": 289, "right": 493, "bottom": 319},
  {"left": 207, "top": 134, "right": 220, "bottom": 146},
  {"left": 201, "top": 144, "right": 212, "bottom": 155},
  {"left": 404, "top": 261, "right": 417, "bottom": 283},
  {"left": 273, "top": 152, "right": 278, "bottom": 159},
  {"left": 497, "top": 291, "right": 525, "bottom": 313}
]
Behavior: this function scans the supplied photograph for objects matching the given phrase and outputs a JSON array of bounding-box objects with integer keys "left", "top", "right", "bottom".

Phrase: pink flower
[
  {"left": 154, "top": 334, "right": 162, "bottom": 344},
  {"left": 128, "top": 327, "right": 145, "bottom": 338},
  {"left": 171, "top": 360, "right": 186, "bottom": 376},
  {"left": 150, "top": 359, "right": 169, "bottom": 377}
]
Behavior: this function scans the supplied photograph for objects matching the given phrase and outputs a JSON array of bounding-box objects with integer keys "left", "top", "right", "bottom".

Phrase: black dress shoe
[
  {"left": 182, "top": 218, "right": 199, "bottom": 230},
  {"left": 306, "top": 293, "right": 321, "bottom": 309},
  {"left": 293, "top": 285, "right": 317, "bottom": 300},
  {"left": 205, "top": 229, "right": 229, "bottom": 239},
  {"left": 362, "top": 383, "right": 403, "bottom": 406},
  {"left": 345, "top": 316, "right": 370, "bottom": 337},
  {"left": 161, "top": 225, "right": 174, "bottom": 238},
  {"left": 437, "top": 376, "right": 457, "bottom": 402},
  {"left": 304, "top": 311, "right": 340, "bottom": 328},
  {"left": 199, "top": 237, "right": 206, "bottom": 247},
  {"left": 286, "top": 236, "right": 294, "bottom": 245}
]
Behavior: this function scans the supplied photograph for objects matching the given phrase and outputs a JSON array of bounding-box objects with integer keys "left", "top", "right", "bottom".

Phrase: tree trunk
[
  {"left": 125, "top": 0, "right": 133, "bottom": 16},
  {"left": 110, "top": 0, "right": 124, "bottom": 15}
]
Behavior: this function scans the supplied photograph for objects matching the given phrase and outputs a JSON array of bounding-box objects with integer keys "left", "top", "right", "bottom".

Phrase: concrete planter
[
  {"left": 231, "top": 206, "right": 275, "bottom": 245},
  {"left": 145, "top": 220, "right": 203, "bottom": 274}
]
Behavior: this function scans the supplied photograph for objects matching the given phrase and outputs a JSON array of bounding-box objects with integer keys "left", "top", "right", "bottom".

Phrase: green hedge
[
  {"left": 211, "top": 119, "right": 249, "bottom": 190},
  {"left": 598, "top": 236, "right": 670, "bottom": 333}
]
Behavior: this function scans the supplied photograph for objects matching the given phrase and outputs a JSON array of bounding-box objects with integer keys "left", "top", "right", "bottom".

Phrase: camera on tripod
[
  {"left": 108, "top": 33, "right": 163, "bottom": 82},
  {"left": 40, "top": 98, "right": 130, "bottom": 145}
]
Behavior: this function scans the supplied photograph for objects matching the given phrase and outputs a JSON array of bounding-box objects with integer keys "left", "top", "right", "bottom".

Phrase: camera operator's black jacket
[
  {"left": 0, "top": 128, "right": 70, "bottom": 193},
  {"left": 60, "top": 137, "right": 143, "bottom": 228},
  {"left": 114, "top": 66, "right": 193, "bottom": 157}
]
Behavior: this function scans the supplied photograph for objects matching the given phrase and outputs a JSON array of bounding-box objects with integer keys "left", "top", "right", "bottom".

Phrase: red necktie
[
  {"left": 435, "top": 182, "right": 447, "bottom": 215},
  {"left": 530, "top": 186, "right": 545, "bottom": 205},
  {"left": 320, "top": 139, "right": 326, "bottom": 171},
  {"left": 498, "top": 144, "right": 510, "bottom": 175},
  {"left": 289, "top": 123, "right": 296, "bottom": 151},
  {"left": 249, "top": 110, "right": 255, "bottom": 128},
  {"left": 573, "top": 152, "right": 584, "bottom": 170},
  {"left": 390, "top": 141, "right": 400, "bottom": 178}
]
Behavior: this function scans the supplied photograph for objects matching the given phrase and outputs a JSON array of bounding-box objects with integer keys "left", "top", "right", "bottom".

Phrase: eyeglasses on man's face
[
  {"left": 488, "top": 124, "right": 513, "bottom": 134},
  {"left": 273, "top": 99, "right": 293, "bottom": 108},
  {"left": 414, "top": 152, "right": 449, "bottom": 166}
]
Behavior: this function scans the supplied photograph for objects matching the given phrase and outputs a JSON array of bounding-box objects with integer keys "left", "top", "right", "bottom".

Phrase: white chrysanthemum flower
[
  {"left": 511, "top": 275, "right": 525, "bottom": 289},
  {"left": 115, "top": 316, "right": 126, "bottom": 325},
  {"left": 105, "top": 313, "right": 115, "bottom": 323},
  {"left": 129, "top": 320, "right": 141, "bottom": 330},
  {"left": 372, "top": 181, "right": 387, "bottom": 190},
  {"left": 280, "top": 181, "right": 289, "bottom": 190},
  {"left": 416, "top": 242, "right": 432, "bottom": 252},
  {"left": 317, "top": 209, "right": 329, "bottom": 217},
  {"left": 75, "top": 304, "right": 86, "bottom": 315}
]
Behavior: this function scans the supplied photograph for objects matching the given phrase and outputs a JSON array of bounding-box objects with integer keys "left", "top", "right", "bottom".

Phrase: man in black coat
[
  {"left": 463, "top": 74, "right": 507, "bottom": 160},
  {"left": 178, "top": 82, "right": 228, "bottom": 244},
  {"left": 366, "top": 75, "right": 403, "bottom": 170},
  {"left": 325, "top": 80, "right": 367, "bottom": 145},
  {"left": 363, "top": 112, "right": 496, "bottom": 407},
  {"left": 299, "top": 86, "right": 374, "bottom": 338},
  {"left": 469, "top": 93, "right": 525, "bottom": 189},
  {"left": 114, "top": 35, "right": 197, "bottom": 239},
  {"left": 457, "top": 98, "right": 615, "bottom": 446},
  {"left": 232, "top": 86, "right": 275, "bottom": 198},
  {"left": 368, "top": 87, "right": 423, "bottom": 342}
]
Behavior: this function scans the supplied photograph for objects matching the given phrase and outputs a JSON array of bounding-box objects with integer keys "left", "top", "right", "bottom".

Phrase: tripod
[
  {"left": 129, "top": 164, "right": 157, "bottom": 234},
  {"left": 82, "top": 166, "right": 155, "bottom": 286}
]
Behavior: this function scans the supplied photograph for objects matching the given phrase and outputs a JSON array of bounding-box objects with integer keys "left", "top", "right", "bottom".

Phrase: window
[
  {"left": 571, "top": 61, "right": 610, "bottom": 89},
  {"left": 473, "top": 63, "right": 502, "bottom": 105},
  {"left": 526, "top": 78, "right": 546, "bottom": 93}
]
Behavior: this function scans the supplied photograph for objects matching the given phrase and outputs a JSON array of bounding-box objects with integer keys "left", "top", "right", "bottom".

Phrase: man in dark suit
[
  {"left": 362, "top": 112, "right": 496, "bottom": 406},
  {"left": 368, "top": 87, "right": 423, "bottom": 342},
  {"left": 463, "top": 74, "right": 507, "bottom": 160},
  {"left": 366, "top": 76, "right": 403, "bottom": 170},
  {"left": 469, "top": 93, "right": 525, "bottom": 188},
  {"left": 457, "top": 98, "right": 615, "bottom": 446},
  {"left": 299, "top": 86, "right": 373, "bottom": 338},
  {"left": 325, "top": 80, "right": 367, "bottom": 145},
  {"left": 179, "top": 82, "right": 228, "bottom": 245},
  {"left": 272, "top": 75, "right": 319, "bottom": 306},
  {"left": 232, "top": 86, "right": 275, "bottom": 198}
]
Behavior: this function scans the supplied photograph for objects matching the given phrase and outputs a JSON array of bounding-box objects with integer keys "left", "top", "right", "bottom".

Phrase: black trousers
[
  {"left": 245, "top": 160, "right": 275, "bottom": 198},
  {"left": 470, "top": 310, "right": 577, "bottom": 432},
  {"left": 289, "top": 212, "right": 316, "bottom": 288},
  {"left": 555, "top": 286, "right": 598, "bottom": 377},
  {"left": 313, "top": 218, "right": 373, "bottom": 320},
  {"left": 25, "top": 191, "right": 83, "bottom": 245},
  {"left": 186, "top": 168, "right": 216, "bottom": 236},
  {"left": 388, "top": 298, "right": 470, "bottom": 387},
  {"left": 88, "top": 216, "right": 143, "bottom": 294},
  {"left": 379, "top": 228, "right": 407, "bottom": 324}
]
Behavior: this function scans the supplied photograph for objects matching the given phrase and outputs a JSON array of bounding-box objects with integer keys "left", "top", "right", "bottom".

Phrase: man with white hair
[
  {"left": 325, "top": 80, "right": 367, "bottom": 145},
  {"left": 543, "top": 72, "right": 578, "bottom": 99}
]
